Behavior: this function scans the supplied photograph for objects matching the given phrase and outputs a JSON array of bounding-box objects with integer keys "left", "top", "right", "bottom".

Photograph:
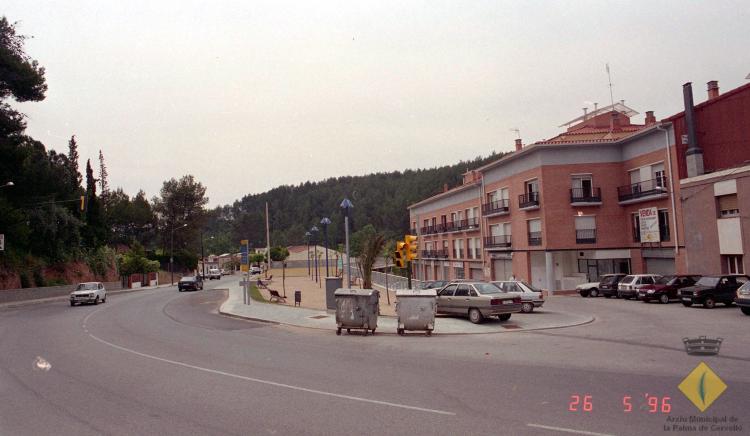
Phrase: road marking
[
  {"left": 527, "top": 423, "right": 616, "bottom": 436},
  {"left": 87, "top": 333, "right": 455, "bottom": 416}
]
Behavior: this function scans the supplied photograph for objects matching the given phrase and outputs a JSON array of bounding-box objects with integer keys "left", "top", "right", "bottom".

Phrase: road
[{"left": 1, "top": 276, "right": 748, "bottom": 436}]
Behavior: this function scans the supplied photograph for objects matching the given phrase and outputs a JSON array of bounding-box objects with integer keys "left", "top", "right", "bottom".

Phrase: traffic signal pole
[{"left": 407, "top": 261, "right": 412, "bottom": 290}]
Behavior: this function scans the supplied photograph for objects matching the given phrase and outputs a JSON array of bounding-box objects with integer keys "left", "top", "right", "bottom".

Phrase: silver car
[
  {"left": 617, "top": 274, "right": 661, "bottom": 300},
  {"left": 70, "top": 282, "right": 107, "bottom": 306},
  {"left": 436, "top": 282, "right": 522, "bottom": 324},
  {"left": 492, "top": 281, "right": 544, "bottom": 313}
]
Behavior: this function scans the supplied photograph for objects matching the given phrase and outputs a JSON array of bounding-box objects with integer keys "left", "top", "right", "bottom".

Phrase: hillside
[{"left": 210, "top": 151, "right": 509, "bottom": 249}]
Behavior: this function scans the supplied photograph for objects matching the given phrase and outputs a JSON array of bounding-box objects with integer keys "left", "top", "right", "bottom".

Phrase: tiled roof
[{"left": 535, "top": 125, "right": 645, "bottom": 144}]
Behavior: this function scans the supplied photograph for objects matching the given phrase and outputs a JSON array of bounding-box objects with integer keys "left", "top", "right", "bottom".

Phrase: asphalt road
[{"left": 1, "top": 276, "right": 748, "bottom": 436}]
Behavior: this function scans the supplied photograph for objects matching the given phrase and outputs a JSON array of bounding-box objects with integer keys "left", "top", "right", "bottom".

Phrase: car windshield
[
  {"left": 473, "top": 283, "right": 502, "bottom": 294},
  {"left": 517, "top": 281, "right": 541, "bottom": 293},
  {"left": 696, "top": 276, "right": 720, "bottom": 287},
  {"left": 599, "top": 275, "right": 619, "bottom": 285},
  {"left": 655, "top": 276, "right": 675, "bottom": 285},
  {"left": 76, "top": 283, "right": 98, "bottom": 290},
  {"left": 180, "top": 277, "right": 195, "bottom": 282}
]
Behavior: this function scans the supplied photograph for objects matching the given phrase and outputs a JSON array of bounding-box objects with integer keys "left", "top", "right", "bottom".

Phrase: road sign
[
  {"left": 240, "top": 239, "right": 249, "bottom": 272},
  {"left": 0, "top": 234, "right": 4, "bottom": 251}
]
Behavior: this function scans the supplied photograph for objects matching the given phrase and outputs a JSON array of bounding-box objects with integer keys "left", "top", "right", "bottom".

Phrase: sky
[{"left": 5, "top": 0, "right": 750, "bottom": 207}]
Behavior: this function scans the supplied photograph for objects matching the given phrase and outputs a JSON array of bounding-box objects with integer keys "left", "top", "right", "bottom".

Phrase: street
[{"left": 1, "top": 276, "right": 748, "bottom": 436}]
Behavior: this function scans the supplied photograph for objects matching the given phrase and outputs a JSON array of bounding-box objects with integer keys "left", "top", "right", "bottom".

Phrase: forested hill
[{"left": 214, "top": 151, "right": 509, "bottom": 248}]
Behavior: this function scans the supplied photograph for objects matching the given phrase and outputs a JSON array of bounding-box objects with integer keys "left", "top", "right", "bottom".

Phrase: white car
[
  {"left": 492, "top": 280, "right": 545, "bottom": 313},
  {"left": 208, "top": 268, "right": 222, "bottom": 280},
  {"left": 250, "top": 266, "right": 261, "bottom": 275},
  {"left": 577, "top": 281, "right": 601, "bottom": 297},
  {"left": 70, "top": 282, "right": 107, "bottom": 306}
]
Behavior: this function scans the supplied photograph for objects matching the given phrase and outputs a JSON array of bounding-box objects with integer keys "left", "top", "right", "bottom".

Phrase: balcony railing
[
  {"left": 570, "top": 187, "right": 602, "bottom": 204},
  {"left": 519, "top": 192, "right": 540, "bottom": 209},
  {"left": 455, "top": 217, "right": 480, "bottom": 231},
  {"left": 484, "top": 235, "right": 512, "bottom": 248},
  {"left": 575, "top": 229, "right": 597, "bottom": 244},
  {"left": 452, "top": 249, "right": 465, "bottom": 259},
  {"left": 482, "top": 199, "right": 510, "bottom": 216},
  {"left": 420, "top": 249, "right": 449, "bottom": 259},
  {"left": 617, "top": 177, "right": 668, "bottom": 202},
  {"left": 528, "top": 231, "right": 542, "bottom": 246},
  {"left": 419, "top": 225, "right": 439, "bottom": 235}
]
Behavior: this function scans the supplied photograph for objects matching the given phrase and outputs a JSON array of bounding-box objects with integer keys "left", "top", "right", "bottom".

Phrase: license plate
[
  {"left": 682, "top": 297, "right": 691, "bottom": 301},
  {"left": 502, "top": 300, "right": 513, "bottom": 305}
]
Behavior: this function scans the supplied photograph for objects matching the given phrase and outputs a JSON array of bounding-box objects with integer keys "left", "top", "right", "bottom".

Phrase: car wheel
[
  {"left": 616, "top": 292, "right": 622, "bottom": 299},
  {"left": 521, "top": 302, "right": 534, "bottom": 313},
  {"left": 703, "top": 296, "right": 716, "bottom": 309},
  {"left": 94, "top": 296, "right": 100, "bottom": 305},
  {"left": 659, "top": 294, "right": 669, "bottom": 304},
  {"left": 604, "top": 294, "right": 611, "bottom": 299},
  {"left": 741, "top": 307, "right": 750, "bottom": 316},
  {"left": 682, "top": 301, "right": 693, "bottom": 307},
  {"left": 336, "top": 328, "right": 341, "bottom": 335},
  {"left": 589, "top": 289, "right": 599, "bottom": 298},
  {"left": 579, "top": 290, "right": 589, "bottom": 298},
  {"left": 468, "top": 308, "right": 484, "bottom": 324},
  {"left": 498, "top": 313, "right": 511, "bottom": 321},
  {"left": 70, "top": 301, "right": 75, "bottom": 307}
]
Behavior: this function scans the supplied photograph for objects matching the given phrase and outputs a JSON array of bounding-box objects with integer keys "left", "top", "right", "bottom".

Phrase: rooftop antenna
[
  {"left": 510, "top": 128, "right": 521, "bottom": 139},
  {"left": 606, "top": 63, "right": 616, "bottom": 132}
]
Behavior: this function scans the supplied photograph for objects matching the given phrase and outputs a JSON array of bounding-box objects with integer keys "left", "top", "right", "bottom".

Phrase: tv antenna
[
  {"left": 605, "top": 63, "right": 615, "bottom": 109},
  {"left": 509, "top": 128, "right": 521, "bottom": 139}
]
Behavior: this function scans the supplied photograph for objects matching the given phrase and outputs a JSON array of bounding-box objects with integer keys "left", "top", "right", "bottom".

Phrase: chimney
[
  {"left": 593, "top": 102, "right": 598, "bottom": 114},
  {"left": 443, "top": 183, "right": 449, "bottom": 193},
  {"left": 707, "top": 80, "right": 720, "bottom": 100},
  {"left": 683, "top": 82, "right": 704, "bottom": 177},
  {"left": 515, "top": 138, "right": 523, "bottom": 151},
  {"left": 645, "top": 111, "right": 656, "bottom": 125},
  {"left": 582, "top": 107, "right": 588, "bottom": 120}
]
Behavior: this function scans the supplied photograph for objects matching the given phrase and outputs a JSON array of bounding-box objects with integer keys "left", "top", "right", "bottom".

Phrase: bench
[{"left": 268, "top": 289, "right": 286, "bottom": 303}]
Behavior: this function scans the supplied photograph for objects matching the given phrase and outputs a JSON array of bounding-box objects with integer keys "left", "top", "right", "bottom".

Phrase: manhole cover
[
  {"left": 309, "top": 315, "right": 328, "bottom": 319},
  {"left": 501, "top": 324, "right": 521, "bottom": 329}
]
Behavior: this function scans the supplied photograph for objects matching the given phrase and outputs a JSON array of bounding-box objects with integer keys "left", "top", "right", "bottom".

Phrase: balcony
[
  {"left": 528, "top": 231, "right": 542, "bottom": 246},
  {"left": 419, "top": 225, "right": 439, "bottom": 235},
  {"left": 519, "top": 192, "right": 540, "bottom": 210},
  {"left": 484, "top": 235, "right": 512, "bottom": 250},
  {"left": 570, "top": 187, "right": 602, "bottom": 205},
  {"left": 617, "top": 177, "right": 669, "bottom": 204},
  {"left": 482, "top": 199, "right": 510, "bottom": 217},
  {"left": 456, "top": 217, "right": 480, "bottom": 231},
  {"left": 575, "top": 229, "right": 597, "bottom": 244},
  {"left": 421, "top": 249, "right": 449, "bottom": 259},
  {"left": 452, "top": 249, "right": 465, "bottom": 259}
]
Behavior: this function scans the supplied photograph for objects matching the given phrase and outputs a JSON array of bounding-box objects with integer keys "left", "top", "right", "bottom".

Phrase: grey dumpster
[
  {"left": 395, "top": 289, "right": 437, "bottom": 336},
  {"left": 334, "top": 288, "right": 379, "bottom": 335}
]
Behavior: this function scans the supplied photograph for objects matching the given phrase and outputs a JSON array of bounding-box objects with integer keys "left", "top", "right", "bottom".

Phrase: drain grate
[
  {"left": 309, "top": 315, "right": 328, "bottom": 319},
  {"left": 501, "top": 324, "right": 521, "bottom": 329}
]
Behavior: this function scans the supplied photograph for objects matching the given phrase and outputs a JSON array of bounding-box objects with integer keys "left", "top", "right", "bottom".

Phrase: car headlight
[{"left": 647, "top": 289, "right": 655, "bottom": 293}]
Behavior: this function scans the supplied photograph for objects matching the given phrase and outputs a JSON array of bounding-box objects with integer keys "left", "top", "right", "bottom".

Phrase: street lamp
[
  {"left": 320, "top": 217, "right": 331, "bottom": 277},
  {"left": 305, "top": 231, "right": 312, "bottom": 276},
  {"left": 311, "top": 226, "right": 319, "bottom": 283},
  {"left": 170, "top": 223, "right": 188, "bottom": 285},
  {"left": 200, "top": 233, "right": 214, "bottom": 279},
  {"left": 340, "top": 198, "right": 353, "bottom": 287}
]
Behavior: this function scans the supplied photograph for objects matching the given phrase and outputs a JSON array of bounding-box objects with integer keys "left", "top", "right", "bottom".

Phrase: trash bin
[
  {"left": 395, "top": 289, "right": 437, "bottom": 336},
  {"left": 334, "top": 288, "right": 379, "bottom": 336}
]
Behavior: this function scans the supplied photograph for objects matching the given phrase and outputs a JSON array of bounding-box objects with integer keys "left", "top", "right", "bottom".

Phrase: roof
[
  {"left": 407, "top": 180, "right": 480, "bottom": 210},
  {"left": 559, "top": 102, "right": 638, "bottom": 128},
  {"left": 287, "top": 245, "right": 308, "bottom": 253},
  {"left": 536, "top": 124, "right": 644, "bottom": 144},
  {"left": 664, "top": 81, "right": 750, "bottom": 121}
]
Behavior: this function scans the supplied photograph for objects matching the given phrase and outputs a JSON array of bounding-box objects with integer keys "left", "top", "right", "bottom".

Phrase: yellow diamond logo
[{"left": 678, "top": 362, "right": 727, "bottom": 412}]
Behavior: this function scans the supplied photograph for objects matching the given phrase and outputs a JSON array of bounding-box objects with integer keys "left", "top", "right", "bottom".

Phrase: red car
[{"left": 638, "top": 275, "right": 701, "bottom": 304}]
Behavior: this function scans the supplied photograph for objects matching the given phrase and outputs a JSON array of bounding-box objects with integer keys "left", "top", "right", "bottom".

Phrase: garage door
[
  {"left": 645, "top": 258, "right": 675, "bottom": 275},
  {"left": 493, "top": 259, "right": 512, "bottom": 281},
  {"left": 470, "top": 268, "right": 484, "bottom": 280}
]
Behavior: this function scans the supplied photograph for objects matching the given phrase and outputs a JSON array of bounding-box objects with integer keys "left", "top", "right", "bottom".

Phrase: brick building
[
  {"left": 409, "top": 102, "right": 687, "bottom": 291},
  {"left": 672, "top": 81, "right": 750, "bottom": 275}
]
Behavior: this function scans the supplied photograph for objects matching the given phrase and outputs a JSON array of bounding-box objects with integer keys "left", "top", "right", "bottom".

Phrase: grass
[{"left": 247, "top": 285, "right": 268, "bottom": 303}]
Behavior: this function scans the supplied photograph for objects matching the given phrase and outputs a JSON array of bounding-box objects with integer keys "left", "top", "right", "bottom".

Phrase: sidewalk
[{"left": 220, "top": 282, "right": 595, "bottom": 335}]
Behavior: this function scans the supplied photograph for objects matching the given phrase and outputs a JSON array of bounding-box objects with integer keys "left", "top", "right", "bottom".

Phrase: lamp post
[
  {"left": 340, "top": 198, "right": 353, "bottom": 287},
  {"left": 311, "top": 226, "right": 319, "bottom": 283},
  {"left": 170, "top": 223, "right": 188, "bottom": 285},
  {"left": 320, "top": 217, "right": 331, "bottom": 277},
  {"left": 200, "top": 233, "right": 214, "bottom": 279},
  {"left": 305, "top": 231, "right": 311, "bottom": 276}
]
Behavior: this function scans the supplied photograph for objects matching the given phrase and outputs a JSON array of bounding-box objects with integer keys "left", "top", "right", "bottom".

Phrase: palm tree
[{"left": 356, "top": 233, "right": 386, "bottom": 289}]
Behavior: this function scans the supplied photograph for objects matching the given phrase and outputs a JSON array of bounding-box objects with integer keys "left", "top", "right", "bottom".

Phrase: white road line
[
  {"left": 527, "top": 423, "right": 617, "bottom": 436},
  {"left": 87, "top": 333, "right": 455, "bottom": 416}
]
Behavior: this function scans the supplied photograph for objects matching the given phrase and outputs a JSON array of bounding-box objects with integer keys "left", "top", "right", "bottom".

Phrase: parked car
[
  {"left": 207, "top": 268, "right": 221, "bottom": 280},
  {"left": 492, "top": 280, "right": 544, "bottom": 313},
  {"left": 178, "top": 276, "right": 204, "bottom": 292},
  {"left": 680, "top": 275, "right": 750, "bottom": 308},
  {"left": 736, "top": 281, "right": 750, "bottom": 315},
  {"left": 436, "top": 282, "right": 521, "bottom": 324},
  {"left": 70, "top": 282, "right": 107, "bottom": 306},
  {"left": 617, "top": 274, "right": 662, "bottom": 299},
  {"left": 250, "top": 266, "right": 262, "bottom": 275},
  {"left": 597, "top": 274, "right": 629, "bottom": 298},
  {"left": 638, "top": 275, "right": 701, "bottom": 304},
  {"left": 420, "top": 280, "right": 449, "bottom": 290}
]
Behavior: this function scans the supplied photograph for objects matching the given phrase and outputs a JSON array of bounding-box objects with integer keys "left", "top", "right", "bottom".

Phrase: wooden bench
[{"left": 268, "top": 289, "right": 286, "bottom": 303}]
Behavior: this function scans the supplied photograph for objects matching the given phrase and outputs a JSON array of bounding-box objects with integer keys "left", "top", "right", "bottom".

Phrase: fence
[{"left": 371, "top": 271, "right": 423, "bottom": 290}]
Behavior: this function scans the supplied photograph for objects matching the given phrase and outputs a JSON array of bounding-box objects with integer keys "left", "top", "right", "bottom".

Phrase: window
[
  {"left": 525, "top": 179, "right": 538, "bottom": 194},
  {"left": 500, "top": 188, "right": 509, "bottom": 202},
  {"left": 467, "top": 238, "right": 475, "bottom": 259},
  {"left": 442, "top": 240, "right": 448, "bottom": 253},
  {"left": 528, "top": 219, "right": 541, "bottom": 233},
  {"left": 455, "top": 285, "right": 470, "bottom": 296},
  {"left": 455, "top": 267, "right": 465, "bottom": 279},
  {"left": 423, "top": 219, "right": 429, "bottom": 228},
  {"left": 450, "top": 212, "right": 457, "bottom": 223},
  {"left": 431, "top": 217, "right": 437, "bottom": 227},
  {"left": 490, "top": 224, "right": 501, "bottom": 236},
  {"left": 439, "top": 285, "right": 457, "bottom": 296},
  {"left": 487, "top": 190, "right": 498, "bottom": 203},
  {"left": 528, "top": 219, "right": 542, "bottom": 245},
  {"left": 575, "top": 216, "right": 596, "bottom": 243},
  {"left": 465, "top": 208, "right": 472, "bottom": 220},
  {"left": 472, "top": 207, "right": 479, "bottom": 220},
  {"left": 473, "top": 237, "right": 481, "bottom": 259},
  {"left": 572, "top": 175, "right": 593, "bottom": 197},
  {"left": 652, "top": 163, "right": 665, "bottom": 187},
  {"left": 658, "top": 209, "right": 670, "bottom": 241},
  {"left": 724, "top": 255, "right": 744, "bottom": 274},
  {"left": 632, "top": 213, "right": 641, "bottom": 242},
  {"left": 717, "top": 194, "right": 739, "bottom": 218},
  {"left": 453, "top": 239, "right": 464, "bottom": 258}
]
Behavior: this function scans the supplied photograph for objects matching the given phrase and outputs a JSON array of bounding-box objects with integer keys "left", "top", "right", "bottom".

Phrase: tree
[
  {"left": 67, "top": 135, "right": 81, "bottom": 188},
  {"left": 98, "top": 149, "right": 109, "bottom": 196},
  {"left": 116, "top": 242, "right": 160, "bottom": 277},
  {"left": 249, "top": 253, "right": 266, "bottom": 266},
  {"left": 270, "top": 246, "right": 290, "bottom": 262},
  {"left": 356, "top": 232, "right": 386, "bottom": 289},
  {"left": 152, "top": 175, "right": 209, "bottom": 259},
  {"left": 81, "top": 159, "right": 106, "bottom": 248},
  {"left": 350, "top": 224, "right": 376, "bottom": 258}
]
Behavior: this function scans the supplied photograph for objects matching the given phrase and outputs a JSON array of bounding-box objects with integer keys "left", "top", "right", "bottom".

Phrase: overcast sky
[{"left": 6, "top": 1, "right": 749, "bottom": 206}]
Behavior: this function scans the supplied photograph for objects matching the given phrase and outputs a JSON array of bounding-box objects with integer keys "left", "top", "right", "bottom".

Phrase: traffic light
[
  {"left": 394, "top": 241, "right": 406, "bottom": 268},
  {"left": 404, "top": 235, "right": 418, "bottom": 261},
  {"left": 80, "top": 195, "right": 85, "bottom": 211}
]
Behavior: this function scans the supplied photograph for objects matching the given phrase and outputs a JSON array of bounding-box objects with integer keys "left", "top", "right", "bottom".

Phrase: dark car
[
  {"left": 178, "top": 276, "right": 204, "bottom": 292},
  {"left": 598, "top": 274, "right": 628, "bottom": 298},
  {"left": 638, "top": 275, "right": 701, "bottom": 304},
  {"left": 735, "top": 281, "right": 750, "bottom": 316},
  {"left": 421, "top": 280, "right": 450, "bottom": 290},
  {"left": 679, "top": 275, "right": 750, "bottom": 308}
]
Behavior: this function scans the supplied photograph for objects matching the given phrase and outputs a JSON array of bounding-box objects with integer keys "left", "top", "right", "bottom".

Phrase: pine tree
[
  {"left": 82, "top": 159, "right": 106, "bottom": 247},
  {"left": 67, "top": 135, "right": 81, "bottom": 187},
  {"left": 98, "top": 149, "right": 109, "bottom": 196}
]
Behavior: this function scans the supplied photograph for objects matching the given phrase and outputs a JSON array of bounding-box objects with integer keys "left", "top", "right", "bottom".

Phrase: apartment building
[
  {"left": 409, "top": 103, "right": 686, "bottom": 291},
  {"left": 673, "top": 81, "right": 750, "bottom": 275}
]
